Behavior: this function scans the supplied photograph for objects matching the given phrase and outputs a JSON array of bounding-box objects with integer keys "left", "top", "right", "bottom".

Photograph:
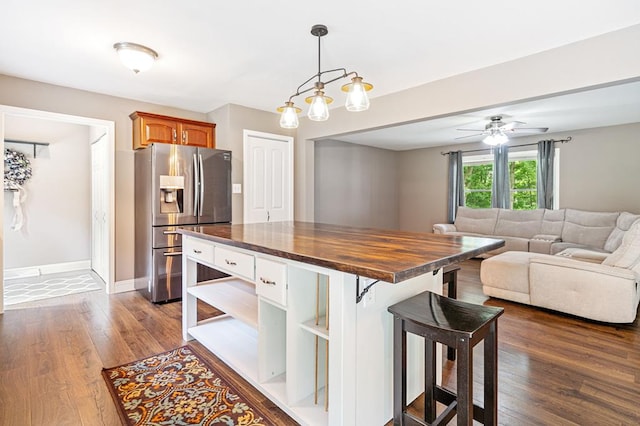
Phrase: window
[{"left": 462, "top": 149, "right": 559, "bottom": 210}]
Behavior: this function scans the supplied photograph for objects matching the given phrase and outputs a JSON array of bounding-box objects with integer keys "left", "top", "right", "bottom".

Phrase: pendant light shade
[
  {"left": 306, "top": 90, "right": 333, "bottom": 121},
  {"left": 342, "top": 76, "right": 372, "bottom": 111},
  {"left": 277, "top": 24, "right": 373, "bottom": 128},
  {"left": 113, "top": 42, "right": 158, "bottom": 74},
  {"left": 277, "top": 101, "right": 302, "bottom": 128}
]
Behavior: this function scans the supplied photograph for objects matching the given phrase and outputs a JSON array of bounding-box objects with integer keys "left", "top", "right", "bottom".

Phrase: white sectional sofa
[
  {"left": 433, "top": 207, "right": 640, "bottom": 260},
  {"left": 434, "top": 207, "right": 640, "bottom": 323}
]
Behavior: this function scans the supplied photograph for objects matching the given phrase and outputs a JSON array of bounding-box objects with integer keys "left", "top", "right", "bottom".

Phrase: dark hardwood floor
[{"left": 1, "top": 260, "right": 639, "bottom": 425}]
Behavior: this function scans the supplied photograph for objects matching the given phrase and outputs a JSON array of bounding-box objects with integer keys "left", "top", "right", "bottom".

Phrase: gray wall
[
  {"left": 4, "top": 118, "right": 91, "bottom": 268},
  {"left": 315, "top": 122, "right": 640, "bottom": 234},
  {"left": 315, "top": 140, "right": 398, "bottom": 229}
]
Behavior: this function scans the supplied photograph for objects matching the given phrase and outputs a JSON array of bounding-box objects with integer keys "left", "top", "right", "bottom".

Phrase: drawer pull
[
  {"left": 164, "top": 251, "right": 182, "bottom": 257},
  {"left": 193, "top": 249, "right": 202, "bottom": 254},
  {"left": 225, "top": 259, "right": 237, "bottom": 266},
  {"left": 260, "top": 277, "right": 276, "bottom": 285}
]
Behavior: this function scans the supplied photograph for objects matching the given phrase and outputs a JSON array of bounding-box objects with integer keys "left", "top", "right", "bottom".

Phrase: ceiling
[
  {"left": 1, "top": 1, "right": 640, "bottom": 149},
  {"left": 326, "top": 80, "right": 640, "bottom": 150}
]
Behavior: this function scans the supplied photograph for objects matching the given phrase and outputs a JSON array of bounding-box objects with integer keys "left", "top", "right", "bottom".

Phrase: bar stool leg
[
  {"left": 393, "top": 318, "right": 406, "bottom": 425},
  {"left": 424, "top": 339, "right": 436, "bottom": 423},
  {"left": 456, "top": 339, "right": 473, "bottom": 425},
  {"left": 484, "top": 322, "right": 499, "bottom": 426}
]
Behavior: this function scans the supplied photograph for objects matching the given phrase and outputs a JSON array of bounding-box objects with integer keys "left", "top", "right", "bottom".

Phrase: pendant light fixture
[
  {"left": 277, "top": 24, "right": 373, "bottom": 128},
  {"left": 113, "top": 42, "right": 158, "bottom": 74}
]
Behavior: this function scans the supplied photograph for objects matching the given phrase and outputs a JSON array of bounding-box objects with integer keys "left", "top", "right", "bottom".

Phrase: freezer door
[
  {"left": 151, "top": 247, "right": 183, "bottom": 302},
  {"left": 198, "top": 148, "right": 232, "bottom": 224},
  {"left": 152, "top": 144, "right": 198, "bottom": 226}
]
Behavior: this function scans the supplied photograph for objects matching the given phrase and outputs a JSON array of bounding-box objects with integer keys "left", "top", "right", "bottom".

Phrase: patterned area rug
[{"left": 102, "top": 346, "right": 272, "bottom": 426}]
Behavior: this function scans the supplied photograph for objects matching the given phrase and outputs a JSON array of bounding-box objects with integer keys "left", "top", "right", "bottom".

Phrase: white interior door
[
  {"left": 243, "top": 130, "right": 293, "bottom": 224},
  {"left": 91, "top": 135, "right": 108, "bottom": 282}
]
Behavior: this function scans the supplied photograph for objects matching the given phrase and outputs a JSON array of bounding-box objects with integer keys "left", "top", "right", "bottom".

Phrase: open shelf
[
  {"left": 188, "top": 277, "right": 258, "bottom": 328},
  {"left": 188, "top": 316, "right": 259, "bottom": 383},
  {"left": 290, "top": 387, "right": 330, "bottom": 426},
  {"left": 300, "top": 316, "right": 330, "bottom": 340}
]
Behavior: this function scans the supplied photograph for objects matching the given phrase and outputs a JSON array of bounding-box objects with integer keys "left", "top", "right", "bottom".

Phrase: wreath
[{"left": 4, "top": 147, "right": 32, "bottom": 190}]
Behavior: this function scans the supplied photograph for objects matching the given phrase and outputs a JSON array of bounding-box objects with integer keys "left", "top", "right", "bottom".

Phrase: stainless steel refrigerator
[{"left": 135, "top": 143, "right": 231, "bottom": 302}]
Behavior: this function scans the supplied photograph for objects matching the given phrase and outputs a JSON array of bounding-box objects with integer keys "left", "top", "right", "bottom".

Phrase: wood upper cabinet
[{"left": 130, "top": 111, "right": 216, "bottom": 149}]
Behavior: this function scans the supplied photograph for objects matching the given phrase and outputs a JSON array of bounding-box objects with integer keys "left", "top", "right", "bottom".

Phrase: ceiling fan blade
[
  {"left": 511, "top": 127, "right": 549, "bottom": 133},
  {"left": 456, "top": 128, "right": 485, "bottom": 132},
  {"left": 500, "top": 121, "right": 525, "bottom": 131},
  {"left": 455, "top": 133, "right": 484, "bottom": 140}
]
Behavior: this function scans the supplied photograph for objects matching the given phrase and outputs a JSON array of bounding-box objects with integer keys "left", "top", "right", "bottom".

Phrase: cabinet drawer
[
  {"left": 185, "top": 238, "right": 214, "bottom": 264},
  {"left": 256, "top": 258, "right": 287, "bottom": 306},
  {"left": 215, "top": 246, "right": 255, "bottom": 280}
]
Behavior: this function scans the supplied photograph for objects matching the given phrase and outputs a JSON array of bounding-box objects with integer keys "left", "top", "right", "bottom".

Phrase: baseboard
[
  {"left": 4, "top": 260, "right": 91, "bottom": 280},
  {"left": 113, "top": 279, "right": 135, "bottom": 294}
]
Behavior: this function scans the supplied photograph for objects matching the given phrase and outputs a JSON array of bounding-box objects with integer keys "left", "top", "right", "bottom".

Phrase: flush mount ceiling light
[
  {"left": 113, "top": 42, "right": 158, "bottom": 74},
  {"left": 277, "top": 24, "right": 373, "bottom": 129}
]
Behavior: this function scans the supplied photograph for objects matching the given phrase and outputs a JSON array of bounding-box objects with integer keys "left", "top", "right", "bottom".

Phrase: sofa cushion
[
  {"left": 480, "top": 251, "right": 533, "bottom": 295},
  {"left": 453, "top": 207, "right": 499, "bottom": 235},
  {"left": 603, "top": 219, "right": 640, "bottom": 269},
  {"left": 494, "top": 209, "right": 544, "bottom": 238},
  {"left": 561, "top": 209, "right": 619, "bottom": 250},
  {"left": 604, "top": 212, "right": 640, "bottom": 252},
  {"left": 540, "top": 209, "right": 566, "bottom": 236}
]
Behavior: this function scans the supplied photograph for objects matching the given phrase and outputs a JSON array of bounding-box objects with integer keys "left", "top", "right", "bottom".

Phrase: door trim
[
  {"left": 0, "top": 105, "right": 116, "bottom": 308},
  {"left": 242, "top": 130, "right": 294, "bottom": 224}
]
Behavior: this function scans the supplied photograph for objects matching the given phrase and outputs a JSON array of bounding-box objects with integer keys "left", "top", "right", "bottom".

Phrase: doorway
[{"left": 1, "top": 105, "right": 115, "bottom": 313}]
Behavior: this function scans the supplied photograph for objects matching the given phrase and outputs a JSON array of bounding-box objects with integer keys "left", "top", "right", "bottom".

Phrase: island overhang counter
[{"left": 179, "top": 221, "right": 503, "bottom": 425}]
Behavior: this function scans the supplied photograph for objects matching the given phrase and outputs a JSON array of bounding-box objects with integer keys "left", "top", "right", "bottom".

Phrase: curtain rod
[{"left": 440, "top": 137, "right": 572, "bottom": 156}]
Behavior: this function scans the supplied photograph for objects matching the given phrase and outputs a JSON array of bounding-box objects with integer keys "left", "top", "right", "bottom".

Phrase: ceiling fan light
[
  {"left": 483, "top": 132, "right": 508, "bottom": 146},
  {"left": 277, "top": 101, "right": 301, "bottom": 129},
  {"left": 305, "top": 91, "right": 332, "bottom": 121},
  {"left": 342, "top": 76, "right": 373, "bottom": 112},
  {"left": 113, "top": 42, "right": 158, "bottom": 73}
]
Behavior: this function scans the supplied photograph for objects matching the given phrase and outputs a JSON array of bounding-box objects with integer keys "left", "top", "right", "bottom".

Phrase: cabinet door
[
  {"left": 180, "top": 122, "right": 215, "bottom": 148},
  {"left": 143, "top": 116, "right": 178, "bottom": 146}
]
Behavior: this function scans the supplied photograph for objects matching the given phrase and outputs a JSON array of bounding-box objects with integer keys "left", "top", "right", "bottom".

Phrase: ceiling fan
[{"left": 456, "top": 115, "right": 549, "bottom": 146}]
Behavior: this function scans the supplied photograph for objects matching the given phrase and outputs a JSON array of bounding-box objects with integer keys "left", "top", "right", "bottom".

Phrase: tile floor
[{"left": 3, "top": 270, "right": 103, "bottom": 307}]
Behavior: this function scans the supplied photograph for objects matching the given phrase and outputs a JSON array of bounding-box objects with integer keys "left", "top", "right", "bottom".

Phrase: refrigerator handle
[
  {"left": 199, "top": 154, "right": 204, "bottom": 217},
  {"left": 193, "top": 153, "right": 199, "bottom": 217}
]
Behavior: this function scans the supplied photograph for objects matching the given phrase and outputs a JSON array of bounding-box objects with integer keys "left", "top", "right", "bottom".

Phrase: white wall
[
  {"left": 4, "top": 118, "right": 90, "bottom": 268},
  {"left": 315, "top": 140, "right": 398, "bottom": 229}
]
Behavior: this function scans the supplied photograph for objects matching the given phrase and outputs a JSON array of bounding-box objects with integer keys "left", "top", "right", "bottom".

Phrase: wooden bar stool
[
  {"left": 388, "top": 291, "right": 504, "bottom": 425},
  {"left": 442, "top": 264, "right": 460, "bottom": 361}
]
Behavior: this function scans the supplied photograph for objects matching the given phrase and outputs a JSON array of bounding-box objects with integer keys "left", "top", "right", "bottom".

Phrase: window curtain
[
  {"left": 491, "top": 145, "right": 511, "bottom": 209},
  {"left": 447, "top": 150, "right": 464, "bottom": 223},
  {"left": 537, "top": 139, "right": 555, "bottom": 209}
]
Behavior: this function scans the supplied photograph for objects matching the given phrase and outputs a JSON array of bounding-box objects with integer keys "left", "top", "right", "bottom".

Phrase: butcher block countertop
[{"left": 179, "top": 221, "right": 504, "bottom": 283}]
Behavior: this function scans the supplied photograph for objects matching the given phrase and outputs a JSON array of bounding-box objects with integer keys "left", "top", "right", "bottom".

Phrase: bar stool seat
[{"left": 388, "top": 291, "right": 504, "bottom": 425}]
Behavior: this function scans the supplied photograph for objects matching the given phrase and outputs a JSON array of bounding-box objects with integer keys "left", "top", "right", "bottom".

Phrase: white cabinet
[
  {"left": 256, "top": 257, "right": 287, "bottom": 307},
  {"left": 214, "top": 246, "right": 255, "bottom": 280},
  {"left": 181, "top": 234, "right": 439, "bottom": 425}
]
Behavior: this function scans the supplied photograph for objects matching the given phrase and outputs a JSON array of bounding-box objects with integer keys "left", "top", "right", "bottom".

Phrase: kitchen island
[{"left": 180, "top": 222, "right": 503, "bottom": 425}]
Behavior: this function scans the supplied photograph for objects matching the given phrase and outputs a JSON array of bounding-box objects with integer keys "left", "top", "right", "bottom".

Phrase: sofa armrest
[
  {"left": 555, "top": 248, "right": 609, "bottom": 264},
  {"left": 530, "top": 255, "right": 636, "bottom": 280},
  {"left": 433, "top": 223, "right": 456, "bottom": 234},
  {"left": 529, "top": 234, "right": 561, "bottom": 254}
]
